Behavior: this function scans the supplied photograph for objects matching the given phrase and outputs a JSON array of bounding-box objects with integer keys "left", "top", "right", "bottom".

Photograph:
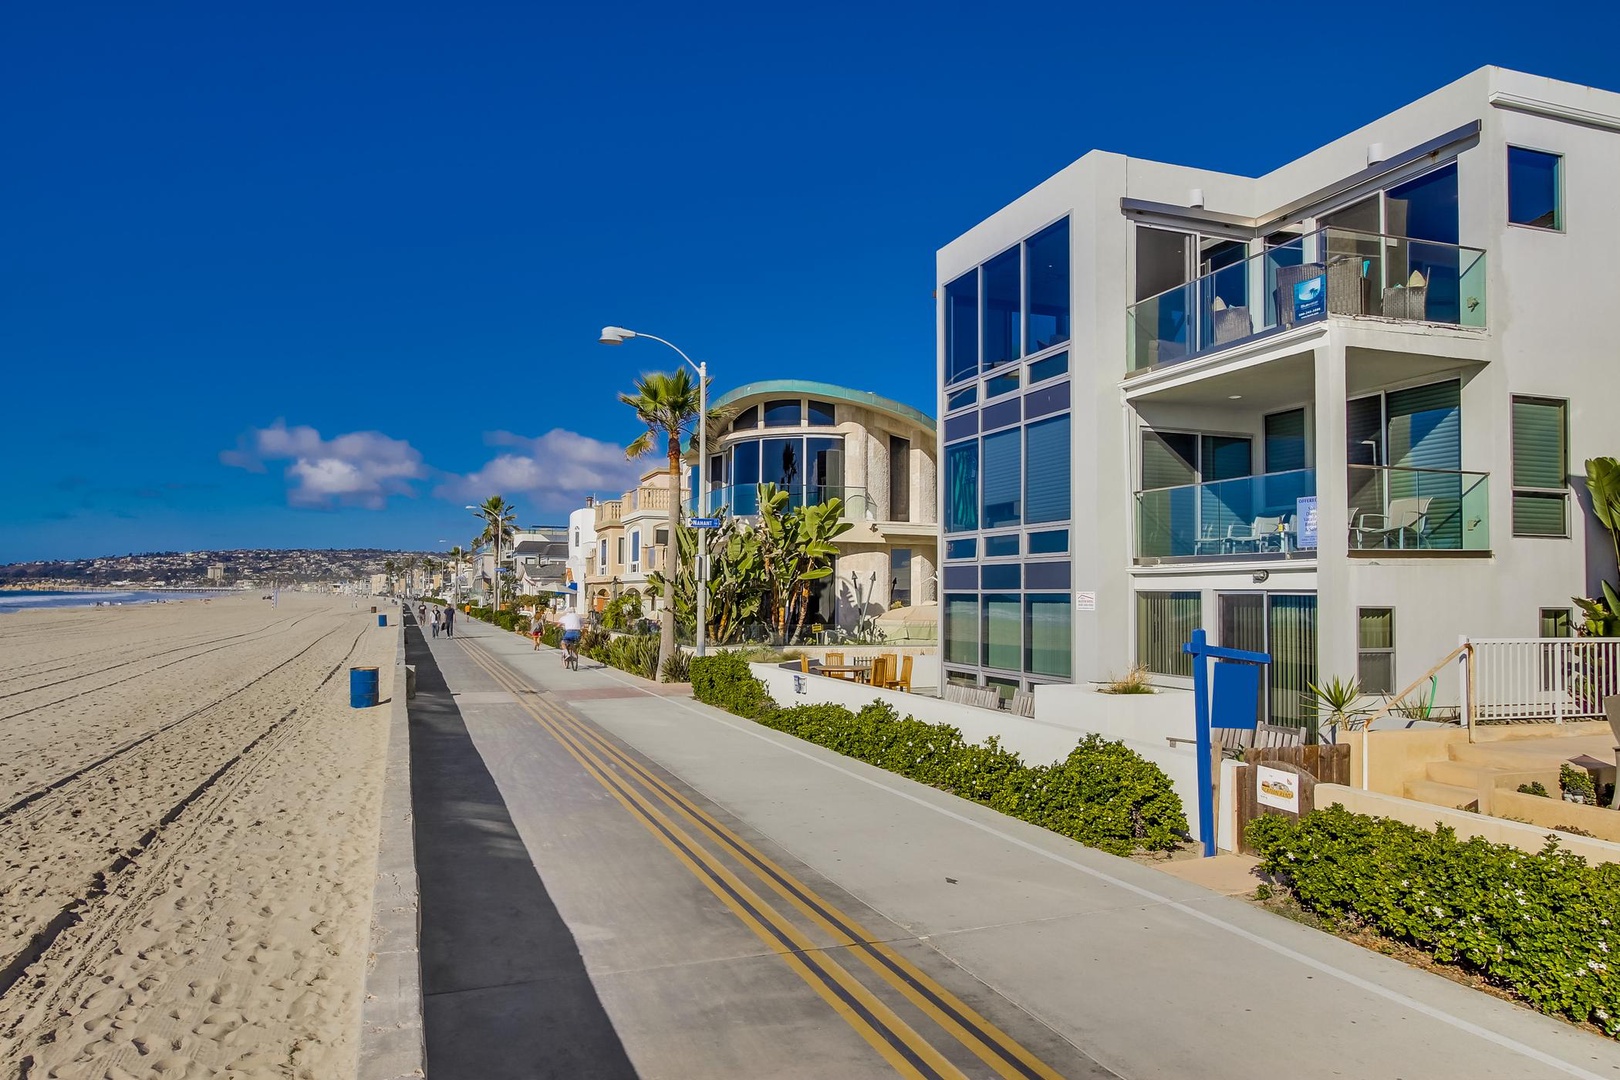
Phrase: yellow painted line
[
  {"left": 461, "top": 637, "right": 1067, "bottom": 1080},
  {"left": 456, "top": 641, "right": 967, "bottom": 1080}
]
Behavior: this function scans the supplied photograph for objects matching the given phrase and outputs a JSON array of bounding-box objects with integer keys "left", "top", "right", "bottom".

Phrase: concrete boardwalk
[{"left": 412, "top": 617, "right": 1620, "bottom": 1080}]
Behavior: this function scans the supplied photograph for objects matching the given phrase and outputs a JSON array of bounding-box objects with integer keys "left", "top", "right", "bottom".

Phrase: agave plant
[{"left": 1301, "top": 675, "right": 1371, "bottom": 743}]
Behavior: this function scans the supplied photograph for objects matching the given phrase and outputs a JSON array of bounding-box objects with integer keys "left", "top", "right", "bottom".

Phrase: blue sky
[{"left": 3, "top": 1, "right": 1616, "bottom": 562}]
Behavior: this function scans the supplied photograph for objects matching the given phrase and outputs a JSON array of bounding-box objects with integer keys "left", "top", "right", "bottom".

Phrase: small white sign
[
  {"left": 1256, "top": 766, "right": 1300, "bottom": 813},
  {"left": 1076, "top": 591, "right": 1097, "bottom": 612}
]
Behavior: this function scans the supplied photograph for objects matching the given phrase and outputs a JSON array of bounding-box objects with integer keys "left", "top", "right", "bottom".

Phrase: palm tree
[
  {"left": 445, "top": 545, "right": 467, "bottom": 601},
  {"left": 383, "top": 558, "right": 398, "bottom": 596},
  {"left": 620, "top": 368, "right": 709, "bottom": 676},
  {"left": 473, "top": 496, "right": 518, "bottom": 610}
]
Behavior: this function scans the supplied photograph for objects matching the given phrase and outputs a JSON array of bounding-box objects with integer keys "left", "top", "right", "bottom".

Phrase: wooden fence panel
[{"left": 1241, "top": 743, "right": 1349, "bottom": 786}]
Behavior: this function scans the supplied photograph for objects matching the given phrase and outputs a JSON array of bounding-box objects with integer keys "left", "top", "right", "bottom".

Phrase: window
[
  {"left": 1541, "top": 608, "right": 1573, "bottom": 638},
  {"left": 946, "top": 538, "right": 976, "bottom": 560},
  {"left": 946, "top": 386, "right": 976, "bottom": 411},
  {"left": 1540, "top": 607, "right": 1573, "bottom": 689},
  {"left": 1028, "top": 529, "right": 1068, "bottom": 554},
  {"left": 1025, "top": 218, "right": 1070, "bottom": 352},
  {"left": 1026, "top": 594, "right": 1072, "bottom": 678},
  {"left": 944, "top": 594, "right": 977, "bottom": 665},
  {"left": 945, "top": 272, "right": 979, "bottom": 385},
  {"left": 1025, "top": 414, "right": 1071, "bottom": 524},
  {"left": 1512, "top": 396, "right": 1568, "bottom": 536},
  {"left": 655, "top": 527, "right": 668, "bottom": 546},
  {"left": 600, "top": 539, "right": 608, "bottom": 567},
  {"left": 985, "top": 676, "right": 1020, "bottom": 704},
  {"left": 982, "top": 593, "right": 1020, "bottom": 670},
  {"left": 982, "top": 246, "right": 1021, "bottom": 369},
  {"left": 1136, "top": 227, "right": 1190, "bottom": 302},
  {"left": 1264, "top": 409, "right": 1307, "bottom": 473},
  {"left": 573, "top": 528, "right": 580, "bottom": 547},
  {"left": 1357, "top": 608, "right": 1395, "bottom": 694},
  {"left": 983, "top": 534, "right": 1019, "bottom": 557},
  {"left": 1508, "top": 147, "right": 1562, "bottom": 229},
  {"left": 731, "top": 439, "right": 761, "bottom": 515},
  {"left": 889, "top": 436, "right": 911, "bottom": 522},
  {"left": 981, "top": 563, "right": 1020, "bottom": 589},
  {"left": 1029, "top": 351, "right": 1068, "bottom": 384},
  {"left": 807, "top": 400, "right": 837, "bottom": 426},
  {"left": 616, "top": 537, "right": 625, "bottom": 566},
  {"left": 986, "top": 371, "right": 1019, "bottom": 398},
  {"left": 945, "top": 441, "right": 978, "bottom": 533},
  {"left": 1137, "top": 591, "right": 1199, "bottom": 677},
  {"left": 889, "top": 549, "right": 912, "bottom": 606},
  {"left": 733, "top": 405, "right": 759, "bottom": 430},
  {"left": 630, "top": 531, "right": 641, "bottom": 570},
  {"left": 981, "top": 428, "right": 1021, "bottom": 528},
  {"left": 763, "top": 399, "right": 801, "bottom": 427}
]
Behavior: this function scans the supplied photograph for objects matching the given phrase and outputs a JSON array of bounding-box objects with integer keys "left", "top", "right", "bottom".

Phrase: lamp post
[{"left": 600, "top": 326, "right": 710, "bottom": 657}]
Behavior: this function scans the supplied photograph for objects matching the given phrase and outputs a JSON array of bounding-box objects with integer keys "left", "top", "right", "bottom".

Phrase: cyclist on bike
[{"left": 559, "top": 609, "right": 583, "bottom": 667}]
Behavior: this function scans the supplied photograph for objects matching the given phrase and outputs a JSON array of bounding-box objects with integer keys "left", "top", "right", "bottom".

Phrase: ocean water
[{"left": 0, "top": 590, "right": 223, "bottom": 613}]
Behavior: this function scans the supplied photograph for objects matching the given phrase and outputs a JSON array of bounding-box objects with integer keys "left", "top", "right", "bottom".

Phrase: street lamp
[{"left": 600, "top": 326, "right": 710, "bottom": 657}]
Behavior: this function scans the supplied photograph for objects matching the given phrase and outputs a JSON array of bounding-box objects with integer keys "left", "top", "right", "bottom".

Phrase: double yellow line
[{"left": 456, "top": 638, "right": 1067, "bottom": 1080}]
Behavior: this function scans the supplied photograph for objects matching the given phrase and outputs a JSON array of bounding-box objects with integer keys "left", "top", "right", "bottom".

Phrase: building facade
[
  {"left": 582, "top": 467, "right": 685, "bottom": 619},
  {"left": 565, "top": 501, "right": 598, "bottom": 613},
  {"left": 701, "top": 380, "right": 938, "bottom": 632},
  {"left": 938, "top": 67, "right": 1616, "bottom": 712}
]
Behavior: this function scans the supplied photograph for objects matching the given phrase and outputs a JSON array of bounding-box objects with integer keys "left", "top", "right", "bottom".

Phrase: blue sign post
[{"left": 1183, "top": 629, "right": 1271, "bottom": 857}]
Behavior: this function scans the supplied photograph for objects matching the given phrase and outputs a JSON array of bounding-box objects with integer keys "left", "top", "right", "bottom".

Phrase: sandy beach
[{"left": 0, "top": 594, "right": 397, "bottom": 1079}]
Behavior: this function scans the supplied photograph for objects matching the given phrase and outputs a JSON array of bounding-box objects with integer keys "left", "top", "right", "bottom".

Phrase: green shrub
[
  {"left": 540, "top": 625, "right": 563, "bottom": 649},
  {"left": 603, "top": 634, "right": 660, "bottom": 680},
  {"left": 1562, "top": 764, "right": 1598, "bottom": 803},
  {"left": 1518, "top": 781, "right": 1550, "bottom": 798},
  {"left": 1247, "top": 806, "right": 1620, "bottom": 1035},
  {"left": 661, "top": 651, "right": 693, "bottom": 683},
  {"left": 689, "top": 652, "right": 775, "bottom": 719},
  {"left": 689, "top": 660, "right": 1186, "bottom": 855}
]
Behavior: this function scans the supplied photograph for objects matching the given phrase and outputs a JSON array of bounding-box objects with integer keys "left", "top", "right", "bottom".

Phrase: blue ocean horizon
[{"left": 0, "top": 590, "right": 224, "bottom": 614}]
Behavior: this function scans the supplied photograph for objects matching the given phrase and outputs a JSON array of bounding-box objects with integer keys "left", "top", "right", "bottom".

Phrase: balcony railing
[
  {"left": 594, "top": 499, "right": 624, "bottom": 526},
  {"left": 691, "top": 484, "right": 872, "bottom": 521},
  {"left": 1349, "top": 465, "right": 1489, "bottom": 552},
  {"left": 1135, "top": 468, "right": 1317, "bottom": 561},
  {"left": 1127, "top": 227, "right": 1487, "bottom": 373}
]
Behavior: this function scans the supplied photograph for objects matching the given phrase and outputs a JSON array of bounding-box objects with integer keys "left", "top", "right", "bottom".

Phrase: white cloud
[
  {"left": 221, "top": 421, "right": 424, "bottom": 509},
  {"left": 436, "top": 429, "right": 647, "bottom": 512}
]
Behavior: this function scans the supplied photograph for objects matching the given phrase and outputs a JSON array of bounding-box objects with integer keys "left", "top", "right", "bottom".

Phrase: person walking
[
  {"left": 532, "top": 609, "right": 546, "bottom": 650},
  {"left": 443, "top": 604, "right": 454, "bottom": 638},
  {"left": 431, "top": 607, "right": 441, "bottom": 638}
]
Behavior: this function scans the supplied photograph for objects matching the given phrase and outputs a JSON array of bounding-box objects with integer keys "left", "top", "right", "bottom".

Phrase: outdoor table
[{"left": 817, "top": 665, "right": 871, "bottom": 683}]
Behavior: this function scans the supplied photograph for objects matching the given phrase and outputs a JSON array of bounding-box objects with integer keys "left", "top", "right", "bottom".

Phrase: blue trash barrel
[
  {"left": 350, "top": 666, "right": 380, "bottom": 709},
  {"left": 377, "top": 614, "right": 387, "bottom": 628}
]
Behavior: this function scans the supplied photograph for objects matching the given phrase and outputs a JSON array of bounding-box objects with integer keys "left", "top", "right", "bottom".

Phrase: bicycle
[{"left": 563, "top": 635, "right": 580, "bottom": 671}]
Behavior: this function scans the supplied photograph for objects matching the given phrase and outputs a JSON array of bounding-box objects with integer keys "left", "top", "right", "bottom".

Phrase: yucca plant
[{"left": 1301, "top": 675, "right": 1370, "bottom": 744}]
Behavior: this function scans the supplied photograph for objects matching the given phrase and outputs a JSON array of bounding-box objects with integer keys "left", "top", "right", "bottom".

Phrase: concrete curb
[{"left": 359, "top": 627, "right": 426, "bottom": 1079}]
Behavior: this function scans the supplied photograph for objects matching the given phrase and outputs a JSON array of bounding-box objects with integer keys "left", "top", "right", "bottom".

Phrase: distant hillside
[{"left": 0, "top": 549, "right": 437, "bottom": 588}]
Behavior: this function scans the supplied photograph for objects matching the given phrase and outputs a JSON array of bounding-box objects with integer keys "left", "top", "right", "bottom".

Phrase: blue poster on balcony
[
  {"left": 1293, "top": 274, "right": 1326, "bottom": 321},
  {"left": 1296, "top": 496, "right": 1318, "bottom": 549}
]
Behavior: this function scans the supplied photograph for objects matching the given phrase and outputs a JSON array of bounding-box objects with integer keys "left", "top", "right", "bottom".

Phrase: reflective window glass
[
  {"left": 947, "top": 386, "right": 977, "bottom": 411},
  {"left": 763, "top": 400, "right": 801, "bottom": 427},
  {"left": 1026, "top": 218, "right": 1070, "bottom": 352},
  {"left": 1025, "top": 414, "right": 1070, "bottom": 524},
  {"left": 945, "top": 272, "right": 979, "bottom": 385},
  {"left": 946, "top": 538, "right": 977, "bottom": 560},
  {"left": 1509, "top": 147, "right": 1562, "bottom": 229},
  {"left": 944, "top": 594, "right": 978, "bottom": 665},
  {"left": 982, "top": 247, "right": 1021, "bottom": 370},
  {"left": 806, "top": 436, "right": 844, "bottom": 502},
  {"left": 1029, "top": 351, "right": 1068, "bottom": 383},
  {"left": 1028, "top": 529, "right": 1068, "bottom": 554},
  {"left": 807, "top": 400, "right": 837, "bottom": 426},
  {"left": 982, "top": 594, "right": 1021, "bottom": 670},
  {"left": 731, "top": 439, "right": 760, "bottom": 515},
  {"left": 762, "top": 437, "right": 802, "bottom": 491},
  {"left": 1026, "top": 594, "right": 1072, "bottom": 677},
  {"left": 982, "top": 429, "right": 1021, "bottom": 529},
  {"left": 986, "top": 371, "right": 1019, "bottom": 398},
  {"left": 733, "top": 405, "right": 759, "bottom": 430},
  {"left": 945, "top": 441, "right": 979, "bottom": 533},
  {"left": 982, "top": 563, "right": 1020, "bottom": 589},
  {"left": 983, "top": 534, "right": 1019, "bottom": 558}
]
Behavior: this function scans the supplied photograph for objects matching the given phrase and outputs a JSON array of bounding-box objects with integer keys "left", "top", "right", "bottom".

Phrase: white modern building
[
  {"left": 565, "top": 501, "right": 598, "bottom": 613},
  {"left": 937, "top": 67, "right": 1616, "bottom": 714}
]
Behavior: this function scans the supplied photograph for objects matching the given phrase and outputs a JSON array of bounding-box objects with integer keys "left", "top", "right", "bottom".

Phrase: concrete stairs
[{"left": 1402, "top": 742, "right": 1565, "bottom": 811}]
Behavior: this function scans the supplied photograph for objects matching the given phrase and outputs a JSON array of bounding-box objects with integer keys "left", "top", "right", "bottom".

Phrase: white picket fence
[{"left": 1470, "top": 638, "right": 1620, "bottom": 723}]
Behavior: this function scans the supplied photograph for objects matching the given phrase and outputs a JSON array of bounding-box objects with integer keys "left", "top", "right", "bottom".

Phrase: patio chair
[
  {"left": 884, "top": 655, "right": 914, "bottom": 693},
  {"left": 825, "top": 651, "right": 850, "bottom": 680},
  {"left": 1605, "top": 696, "right": 1620, "bottom": 809},
  {"left": 1209, "top": 298, "right": 1252, "bottom": 344},
  {"left": 870, "top": 654, "right": 894, "bottom": 689},
  {"left": 1225, "top": 515, "right": 1286, "bottom": 554},
  {"left": 1355, "top": 497, "right": 1433, "bottom": 549},
  {"left": 800, "top": 655, "right": 810, "bottom": 674},
  {"left": 1381, "top": 270, "right": 1429, "bottom": 321}
]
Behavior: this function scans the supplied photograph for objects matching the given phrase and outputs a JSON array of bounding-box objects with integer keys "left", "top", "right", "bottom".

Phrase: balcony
[
  {"left": 628, "top": 486, "right": 674, "bottom": 513},
  {"left": 1349, "top": 465, "right": 1489, "bottom": 553},
  {"left": 595, "top": 499, "right": 624, "bottom": 527},
  {"left": 1127, "top": 228, "right": 1487, "bottom": 374},
  {"left": 1135, "top": 469, "right": 1316, "bottom": 562},
  {"left": 692, "top": 484, "right": 873, "bottom": 522}
]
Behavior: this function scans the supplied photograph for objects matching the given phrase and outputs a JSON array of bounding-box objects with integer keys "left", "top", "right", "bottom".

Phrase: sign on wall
[
  {"left": 1076, "top": 592, "right": 1097, "bottom": 611},
  {"left": 1296, "top": 496, "right": 1318, "bottom": 549},
  {"left": 1256, "top": 765, "right": 1301, "bottom": 813},
  {"left": 1293, "top": 274, "right": 1327, "bottom": 321}
]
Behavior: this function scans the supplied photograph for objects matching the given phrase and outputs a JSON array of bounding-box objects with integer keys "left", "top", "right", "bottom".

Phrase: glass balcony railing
[
  {"left": 1135, "top": 469, "right": 1317, "bottom": 560},
  {"left": 1126, "top": 227, "right": 1487, "bottom": 373},
  {"left": 1349, "top": 465, "right": 1489, "bottom": 552},
  {"left": 689, "top": 484, "right": 872, "bottom": 521}
]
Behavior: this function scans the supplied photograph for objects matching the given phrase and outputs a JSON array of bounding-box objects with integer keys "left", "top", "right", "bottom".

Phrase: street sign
[{"left": 691, "top": 517, "right": 721, "bottom": 529}]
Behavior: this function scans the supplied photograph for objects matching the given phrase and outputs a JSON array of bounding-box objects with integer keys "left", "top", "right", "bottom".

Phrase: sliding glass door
[{"left": 1218, "top": 592, "right": 1318, "bottom": 727}]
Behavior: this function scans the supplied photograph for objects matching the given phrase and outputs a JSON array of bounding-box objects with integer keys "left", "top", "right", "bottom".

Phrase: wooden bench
[
  {"left": 943, "top": 684, "right": 1002, "bottom": 710},
  {"left": 1214, "top": 722, "right": 1303, "bottom": 755}
]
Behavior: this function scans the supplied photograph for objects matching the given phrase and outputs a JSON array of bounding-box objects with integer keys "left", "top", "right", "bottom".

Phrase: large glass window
[
  {"left": 982, "top": 593, "right": 1021, "bottom": 670},
  {"left": 983, "top": 534, "right": 1019, "bottom": 557},
  {"left": 1025, "top": 594, "right": 1072, "bottom": 678},
  {"left": 1512, "top": 396, "right": 1568, "bottom": 536},
  {"left": 1025, "top": 414, "right": 1071, "bottom": 524},
  {"left": 1264, "top": 409, "right": 1307, "bottom": 473},
  {"left": 945, "top": 272, "right": 979, "bottom": 385},
  {"left": 890, "top": 549, "right": 912, "bottom": 606},
  {"left": 630, "top": 530, "right": 641, "bottom": 570},
  {"left": 806, "top": 436, "right": 844, "bottom": 503},
  {"left": 763, "top": 400, "right": 801, "bottom": 427},
  {"left": 1509, "top": 147, "right": 1562, "bottom": 229},
  {"left": 807, "top": 400, "right": 837, "bottom": 426},
  {"left": 946, "top": 537, "right": 977, "bottom": 560},
  {"left": 981, "top": 428, "right": 1021, "bottom": 528},
  {"left": 946, "top": 386, "right": 977, "bottom": 411},
  {"left": 1029, "top": 351, "right": 1068, "bottom": 384},
  {"left": 945, "top": 441, "right": 978, "bottom": 533},
  {"left": 1137, "top": 591, "right": 1199, "bottom": 677},
  {"left": 982, "top": 247, "right": 1021, "bottom": 370},
  {"left": 1028, "top": 529, "right": 1068, "bottom": 554},
  {"left": 986, "top": 371, "right": 1019, "bottom": 398},
  {"left": 888, "top": 436, "right": 910, "bottom": 522},
  {"left": 944, "top": 594, "right": 977, "bottom": 665},
  {"left": 1025, "top": 218, "right": 1070, "bottom": 352},
  {"left": 733, "top": 405, "right": 759, "bottom": 430},
  {"left": 731, "top": 439, "right": 760, "bottom": 515}
]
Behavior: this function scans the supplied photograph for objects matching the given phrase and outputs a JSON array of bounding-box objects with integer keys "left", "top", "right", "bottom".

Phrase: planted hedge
[
  {"left": 1247, "top": 807, "right": 1620, "bottom": 1035},
  {"left": 689, "top": 652, "right": 1188, "bottom": 856}
]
